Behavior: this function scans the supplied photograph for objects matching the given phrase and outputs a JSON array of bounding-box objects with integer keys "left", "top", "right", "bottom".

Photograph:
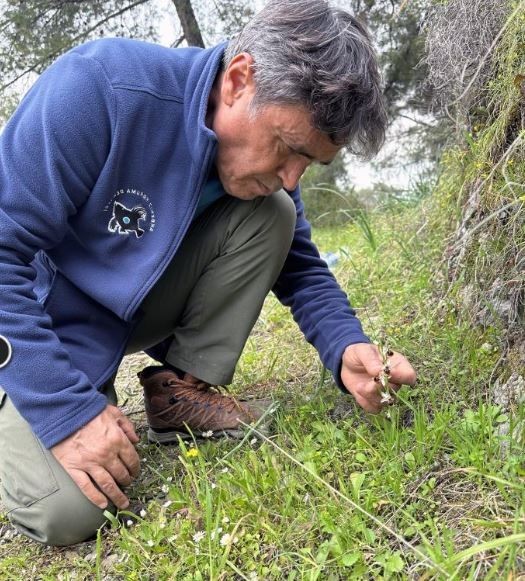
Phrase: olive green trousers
[{"left": 0, "top": 190, "right": 296, "bottom": 545}]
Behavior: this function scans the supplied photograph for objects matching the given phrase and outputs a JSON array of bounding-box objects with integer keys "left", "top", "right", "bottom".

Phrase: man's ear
[{"left": 221, "top": 52, "right": 256, "bottom": 106}]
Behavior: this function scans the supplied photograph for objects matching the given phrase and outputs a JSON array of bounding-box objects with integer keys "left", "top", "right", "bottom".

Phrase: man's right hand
[{"left": 51, "top": 405, "right": 140, "bottom": 509}]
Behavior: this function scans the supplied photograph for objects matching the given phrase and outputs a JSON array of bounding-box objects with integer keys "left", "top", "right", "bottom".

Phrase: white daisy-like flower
[
  {"left": 166, "top": 476, "right": 173, "bottom": 482},
  {"left": 202, "top": 430, "right": 214, "bottom": 438},
  {"left": 193, "top": 530, "right": 205, "bottom": 543},
  {"left": 126, "top": 520, "right": 133, "bottom": 527},
  {"left": 221, "top": 467, "right": 229, "bottom": 473},
  {"left": 147, "top": 539, "right": 154, "bottom": 547},
  {"left": 220, "top": 533, "right": 238, "bottom": 546},
  {"left": 167, "top": 535, "right": 178, "bottom": 543},
  {"left": 161, "top": 484, "right": 169, "bottom": 494},
  {"left": 220, "top": 533, "right": 231, "bottom": 546},
  {"left": 139, "top": 509, "right": 147, "bottom": 518}
]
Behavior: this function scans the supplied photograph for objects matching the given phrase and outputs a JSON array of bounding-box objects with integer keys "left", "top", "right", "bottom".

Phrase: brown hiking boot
[{"left": 138, "top": 366, "right": 272, "bottom": 444}]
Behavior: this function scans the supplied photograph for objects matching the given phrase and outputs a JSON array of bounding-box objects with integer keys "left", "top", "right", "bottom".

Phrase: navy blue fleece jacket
[{"left": 0, "top": 38, "right": 369, "bottom": 448}]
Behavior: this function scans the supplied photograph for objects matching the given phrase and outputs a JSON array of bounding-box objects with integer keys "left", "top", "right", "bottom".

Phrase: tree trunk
[{"left": 171, "top": 0, "right": 205, "bottom": 48}]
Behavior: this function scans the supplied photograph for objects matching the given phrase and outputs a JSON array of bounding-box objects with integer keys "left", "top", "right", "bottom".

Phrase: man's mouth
[{"left": 256, "top": 179, "right": 281, "bottom": 195}]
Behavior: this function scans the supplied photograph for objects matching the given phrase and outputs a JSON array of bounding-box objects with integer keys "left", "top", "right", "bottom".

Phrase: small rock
[{"left": 102, "top": 554, "right": 119, "bottom": 568}]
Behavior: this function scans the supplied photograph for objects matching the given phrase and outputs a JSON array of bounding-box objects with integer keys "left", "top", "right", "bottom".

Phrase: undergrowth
[{"left": 1, "top": 193, "right": 523, "bottom": 580}]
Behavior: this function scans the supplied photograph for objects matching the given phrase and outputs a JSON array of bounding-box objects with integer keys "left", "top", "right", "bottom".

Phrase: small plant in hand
[{"left": 374, "top": 342, "right": 395, "bottom": 405}]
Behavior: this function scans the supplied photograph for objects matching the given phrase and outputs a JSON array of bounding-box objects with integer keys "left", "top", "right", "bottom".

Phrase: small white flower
[
  {"left": 220, "top": 533, "right": 238, "bottom": 546},
  {"left": 250, "top": 437, "right": 257, "bottom": 445},
  {"left": 220, "top": 533, "right": 231, "bottom": 546},
  {"left": 221, "top": 467, "right": 229, "bottom": 473},
  {"left": 160, "top": 523, "right": 166, "bottom": 529},
  {"left": 249, "top": 573, "right": 259, "bottom": 581},
  {"left": 139, "top": 509, "right": 147, "bottom": 518},
  {"left": 211, "top": 482, "right": 217, "bottom": 489},
  {"left": 222, "top": 516, "right": 230, "bottom": 524},
  {"left": 380, "top": 391, "right": 393, "bottom": 404},
  {"left": 167, "top": 535, "right": 178, "bottom": 543},
  {"left": 126, "top": 519, "right": 133, "bottom": 527},
  {"left": 193, "top": 530, "right": 205, "bottom": 543},
  {"left": 210, "top": 527, "right": 222, "bottom": 541},
  {"left": 303, "top": 493, "right": 310, "bottom": 504},
  {"left": 161, "top": 484, "right": 169, "bottom": 494},
  {"left": 163, "top": 500, "right": 173, "bottom": 508},
  {"left": 166, "top": 476, "right": 173, "bottom": 482},
  {"left": 147, "top": 539, "right": 154, "bottom": 547},
  {"left": 202, "top": 430, "right": 213, "bottom": 438}
]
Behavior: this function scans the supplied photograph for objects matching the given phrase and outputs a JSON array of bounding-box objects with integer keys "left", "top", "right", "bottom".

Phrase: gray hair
[{"left": 224, "top": 0, "right": 387, "bottom": 158}]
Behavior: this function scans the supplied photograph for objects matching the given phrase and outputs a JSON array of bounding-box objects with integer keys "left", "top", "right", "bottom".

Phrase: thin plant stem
[{"left": 240, "top": 421, "right": 450, "bottom": 577}]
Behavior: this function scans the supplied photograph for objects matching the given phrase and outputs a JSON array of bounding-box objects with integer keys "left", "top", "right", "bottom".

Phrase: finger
[
  {"left": 106, "top": 458, "right": 133, "bottom": 487},
  {"left": 387, "top": 354, "right": 417, "bottom": 386},
  {"left": 351, "top": 343, "right": 384, "bottom": 377},
  {"left": 117, "top": 437, "right": 141, "bottom": 478},
  {"left": 354, "top": 381, "right": 383, "bottom": 413},
  {"left": 118, "top": 415, "right": 140, "bottom": 444},
  {"left": 107, "top": 406, "right": 140, "bottom": 444},
  {"left": 89, "top": 466, "right": 129, "bottom": 509},
  {"left": 70, "top": 469, "right": 109, "bottom": 509},
  {"left": 354, "top": 391, "right": 382, "bottom": 414}
]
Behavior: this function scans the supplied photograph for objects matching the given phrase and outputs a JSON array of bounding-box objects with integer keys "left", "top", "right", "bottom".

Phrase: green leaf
[
  {"left": 341, "top": 551, "right": 360, "bottom": 567},
  {"left": 386, "top": 552, "right": 405, "bottom": 573}
]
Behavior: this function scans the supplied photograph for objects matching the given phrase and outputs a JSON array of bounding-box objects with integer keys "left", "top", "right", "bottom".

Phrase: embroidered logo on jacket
[
  {"left": 108, "top": 202, "right": 147, "bottom": 238},
  {"left": 104, "top": 188, "right": 157, "bottom": 237}
]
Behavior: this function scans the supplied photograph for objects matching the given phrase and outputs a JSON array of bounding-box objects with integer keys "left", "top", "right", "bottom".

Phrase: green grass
[{"left": 1, "top": 199, "right": 523, "bottom": 580}]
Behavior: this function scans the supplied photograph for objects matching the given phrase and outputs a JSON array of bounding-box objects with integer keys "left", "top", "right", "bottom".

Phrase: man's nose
[{"left": 277, "top": 158, "right": 311, "bottom": 191}]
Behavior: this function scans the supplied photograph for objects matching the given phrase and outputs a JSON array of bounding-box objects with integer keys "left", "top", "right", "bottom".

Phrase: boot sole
[{"left": 147, "top": 427, "right": 246, "bottom": 444}]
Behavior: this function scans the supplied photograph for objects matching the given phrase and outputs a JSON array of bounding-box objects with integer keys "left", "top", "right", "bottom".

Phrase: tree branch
[
  {"left": 1, "top": 0, "right": 151, "bottom": 93},
  {"left": 170, "top": 0, "right": 204, "bottom": 48}
]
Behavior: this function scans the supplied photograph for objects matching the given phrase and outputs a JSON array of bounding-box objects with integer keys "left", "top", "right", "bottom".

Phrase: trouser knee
[
  {"left": 255, "top": 189, "right": 297, "bottom": 256},
  {"left": 8, "top": 488, "right": 111, "bottom": 547}
]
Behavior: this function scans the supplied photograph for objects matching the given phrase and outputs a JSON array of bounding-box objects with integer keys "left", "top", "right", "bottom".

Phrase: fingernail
[{"left": 98, "top": 502, "right": 108, "bottom": 509}]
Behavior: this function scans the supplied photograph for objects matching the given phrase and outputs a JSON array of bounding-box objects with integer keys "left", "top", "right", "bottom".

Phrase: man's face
[{"left": 209, "top": 54, "right": 341, "bottom": 200}]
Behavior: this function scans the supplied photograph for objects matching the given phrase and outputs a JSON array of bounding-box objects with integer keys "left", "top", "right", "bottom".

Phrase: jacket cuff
[{"left": 36, "top": 391, "right": 108, "bottom": 448}]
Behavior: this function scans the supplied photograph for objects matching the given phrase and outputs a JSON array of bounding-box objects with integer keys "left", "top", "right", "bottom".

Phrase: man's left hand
[{"left": 340, "top": 343, "right": 416, "bottom": 413}]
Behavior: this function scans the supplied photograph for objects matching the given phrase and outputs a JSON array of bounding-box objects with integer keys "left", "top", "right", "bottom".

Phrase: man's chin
[{"left": 227, "top": 191, "right": 261, "bottom": 201}]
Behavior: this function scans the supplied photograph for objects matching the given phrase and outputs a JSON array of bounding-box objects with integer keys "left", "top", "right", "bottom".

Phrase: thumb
[{"left": 346, "top": 343, "right": 384, "bottom": 377}]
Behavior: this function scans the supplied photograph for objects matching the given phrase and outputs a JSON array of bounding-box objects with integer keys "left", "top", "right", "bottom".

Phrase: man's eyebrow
[{"left": 291, "top": 145, "right": 334, "bottom": 166}]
